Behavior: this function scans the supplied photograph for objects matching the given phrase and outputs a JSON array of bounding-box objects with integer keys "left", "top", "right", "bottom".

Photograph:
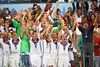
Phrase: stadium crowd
[{"left": 0, "top": 0, "right": 100, "bottom": 67}]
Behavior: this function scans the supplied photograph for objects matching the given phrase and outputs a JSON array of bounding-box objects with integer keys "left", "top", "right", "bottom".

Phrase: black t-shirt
[{"left": 78, "top": 25, "right": 94, "bottom": 44}]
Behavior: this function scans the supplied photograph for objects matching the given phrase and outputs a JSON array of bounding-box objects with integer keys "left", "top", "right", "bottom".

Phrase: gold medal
[
  {"left": 85, "top": 35, "right": 87, "bottom": 38},
  {"left": 46, "top": 46, "right": 48, "bottom": 48}
]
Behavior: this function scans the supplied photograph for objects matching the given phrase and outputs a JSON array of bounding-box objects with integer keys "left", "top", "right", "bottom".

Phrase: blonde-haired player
[
  {"left": 29, "top": 31, "right": 42, "bottom": 67},
  {"left": 42, "top": 34, "right": 53, "bottom": 67}
]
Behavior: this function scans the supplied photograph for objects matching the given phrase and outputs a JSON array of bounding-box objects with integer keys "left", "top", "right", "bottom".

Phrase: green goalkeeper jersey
[{"left": 12, "top": 19, "right": 30, "bottom": 53}]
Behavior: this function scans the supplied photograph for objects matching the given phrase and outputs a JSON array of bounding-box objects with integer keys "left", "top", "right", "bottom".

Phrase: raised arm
[
  {"left": 21, "top": 27, "right": 30, "bottom": 39},
  {"left": 40, "top": 28, "right": 47, "bottom": 39},
  {"left": 27, "top": 8, "right": 33, "bottom": 21},
  {"left": 51, "top": 1, "right": 59, "bottom": 19},
  {"left": 84, "top": 1, "right": 89, "bottom": 11},
  {"left": 74, "top": 21, "right": 84, "bottom": 32},
  {"left": 76, "top": 0, "right": 80, "bottom": 9},
  {"left": 5, "top": 21, "right": 9, "bottom": 33},
  {"left": 35, "top": 11, "right": 44, "bottom": 26},
  {"left": 72, "top": 22, "right": 76, "bottom": 32},
  {"left": 12, "top": 11, "right": 23, "bottom": 36},
  {"left": 54, "top": 24, "right": 62, "bottom": 33},
  {"left": 93, "top": 13, "right": 98, "bottom": 26},
  {"left": 89, "top": 13, "right": 98, "bottom": 31},
  {"left": 72, "top": 2, "right": 76, "bottom": 13}
]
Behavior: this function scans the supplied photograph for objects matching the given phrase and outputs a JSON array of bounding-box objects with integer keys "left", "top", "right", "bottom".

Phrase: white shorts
[
  {"left": 43, "top": 54, "right": 53, "bottom": 67},
  {"left": 30, "top": 54, "right": 41, "bottom": 67},
  {"left": 0, "top": 54, "right": 3, "bottom": 67},
  {"left": 58, "top": 55, "right": 70, "bottom": 67},
  {"left": 9, "top": 54, "right": 20, "bottom": 67},
  {"left": 3, "top": 54, "right": 10, "bottom": 67},
  {"left": 50, "top": 55, "right": 59, "bottom": 67}
]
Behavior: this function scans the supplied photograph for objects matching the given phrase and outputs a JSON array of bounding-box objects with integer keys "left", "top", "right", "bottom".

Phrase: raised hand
[
  {"left": 5, "top": 22, "right": 9, "bottom": 28},
  {"left": 28, "top": 8, "right": 33, "bottom": 13},
  {"left": 19, "top": 9, "right": 23, "bottom": 15},
  {"left": 59, "top": 17, "right": 64, "bottom": 26},
  {"left": 22, "top": 10, "right": 27, "bottom": 15},
  {"left": 56, "top": 1, "right": 59, "bottom": 6}
]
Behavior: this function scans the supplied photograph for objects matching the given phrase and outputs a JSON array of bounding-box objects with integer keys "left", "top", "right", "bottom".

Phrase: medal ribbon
[
  {"left": 46, "top": 41, "right": 48, "bottom": 48},
  {"left": 84, "top": 29, "right": 88, "bottom": 37},
  {"left": 54, "top": 41, "right": 58, "bottom": 49},
  {"left": 63, "top": 43, "right": 66, "bottom": 50},
  {"left": 12, "top": 39, "right": 19, "bottom": 49},
  {"left": 32, "top": 38, "right": 39, "bottom": 48},
  {"left": 34, "top": 40, "right": 38, "bottom": 48}
]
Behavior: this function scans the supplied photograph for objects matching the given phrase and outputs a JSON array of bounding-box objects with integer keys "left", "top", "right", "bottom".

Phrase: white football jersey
[
  {"left": 30, "top": 38, "right": 42, "bottom": 56},
  {"left": 50, "top": 40, "right": 60, "bottom": 56},
  {"left": 59, "top": 41, "right": 70, "bottom": 55},
  {"left": 0, "top": 38, "right": 10, "bottom": 54},
  {"left": 9, "top": 37, "right": 21, "bottom": 53},
  {"left": 42, "top": 39, "right": 51, "bottom": 54}
]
